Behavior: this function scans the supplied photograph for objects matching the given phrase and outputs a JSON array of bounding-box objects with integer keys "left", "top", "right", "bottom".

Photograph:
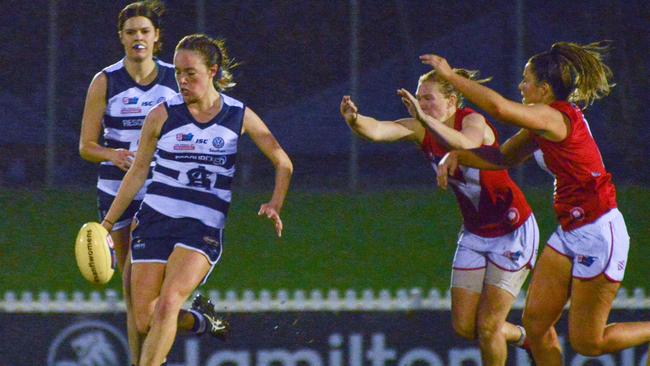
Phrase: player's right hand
[
  {"left": 437, "top": 151, "right": 459, "bottom": 190},
  {"left": 111, "top": 148, "right": 135, "bottom": 172},
  {"left": 419, "top": 54, "right": 454, "bottom": 80},
  {"left": 340, "top": 96, "right": 358, "bottom": 124}
]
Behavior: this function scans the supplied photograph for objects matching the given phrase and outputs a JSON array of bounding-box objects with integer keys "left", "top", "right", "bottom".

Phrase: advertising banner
[{"left": 1, "top": 310, "right": 648, "bottom": 365}]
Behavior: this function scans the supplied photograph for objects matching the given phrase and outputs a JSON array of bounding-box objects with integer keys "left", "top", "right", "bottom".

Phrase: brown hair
[
  {"left": 117, "top": 1, "right": 165, "bottom": 55},
  {"left": 528, "top": 41, "right": 614, "bottom": 108},
  {"left": 419, "top": 68, "right": 491, "bottom": 108},
  {"left": 175, "top": 34, "right": 238, "bottom": 92}
]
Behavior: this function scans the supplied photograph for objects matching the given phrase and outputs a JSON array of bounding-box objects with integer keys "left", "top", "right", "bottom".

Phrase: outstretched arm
[
  {"left": 436, "top": 128, "right": 537, "bottom": 189},
  {"left": 339, "top": 95, "right": 423, "bottom": 143},
  {"left": 242, "top": 107, "right": 293, "bottom": 237},
  {"left": 79, "top": 72, "right": 135, "bottom": 171},
  {"left": 419, "top": 54, "right": 568, "bottom": 141},
  {"left": 398, "top": 88, "right": 486, "bottom": 150}
]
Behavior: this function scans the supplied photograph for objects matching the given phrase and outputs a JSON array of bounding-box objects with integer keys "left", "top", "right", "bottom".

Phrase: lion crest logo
[{"left": 47, "top": 320, "right": 128, "bottom": 366}]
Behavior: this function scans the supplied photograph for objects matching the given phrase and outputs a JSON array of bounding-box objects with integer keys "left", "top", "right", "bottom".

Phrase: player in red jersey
[
  {"left": 430, "top": 41, "right": 650, "bottom": 365},
  {"left": 340, "top": 69, "right": 538, "bottom": 366}
]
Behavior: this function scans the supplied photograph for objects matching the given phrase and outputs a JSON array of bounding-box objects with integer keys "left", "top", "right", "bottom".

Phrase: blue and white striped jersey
[
  {"left": 142, "top": 93, "right": 245, "bottom": 229},
  {"left": 98, "top": 58, "right": 178, "bottom": 199}
]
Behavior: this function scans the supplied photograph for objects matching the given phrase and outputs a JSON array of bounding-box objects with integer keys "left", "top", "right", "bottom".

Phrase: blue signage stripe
[
  {"left": 157, "top": 150, "right": 236, "bottom": 169},
  {"left": 147, "top": 181, "right": 230, "bottom": 213}
]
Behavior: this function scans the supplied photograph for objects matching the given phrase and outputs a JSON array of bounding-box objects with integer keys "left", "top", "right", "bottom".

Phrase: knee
[
  {"left": 152, "top": 292, "right": 185, "bottom": 321},
  {"left": 570, "top": 335, "right": 605, "bottom": 357},
  {"left": 452, "top": 318, "right": 476, "bottom": 341},
  {"left": 476, "top": 317, "right": 501, "bottom": 342},
  {"left": 134, "top": 309, "right": 152, "bottom": 334},
  {"left": 132, "top": 298, "right": 154, "bottom": 334}
]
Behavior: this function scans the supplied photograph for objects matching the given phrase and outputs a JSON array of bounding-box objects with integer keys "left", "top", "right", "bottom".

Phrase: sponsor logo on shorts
[
  {"left": 133, "top": 240, "right": 145, "bottom": 250},
  {"left": 570, "top": 207, "right": 585, "bottom": 221},
  {"left": 617, "top": 260, "right": 626, "bottom": 271},
  {"left": 47, "top": 320, "right": 129, "bottom": 366},
  {"left": 577, "top": 255, "right": 596, "bottom": 267},
  {"left": 503, "top": 250, "right": 522, "bottom": 262},
  {"left": 203, "top": 235, "right": 221, "bottom": 248}
]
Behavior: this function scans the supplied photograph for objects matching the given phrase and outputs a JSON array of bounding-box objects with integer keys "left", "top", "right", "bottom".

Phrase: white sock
[
  {"left": 514, "top": 325, "right": 527, "bottom": 347},
  {"left": 189, "top": 309, "right": 207, "bottom": 334}
]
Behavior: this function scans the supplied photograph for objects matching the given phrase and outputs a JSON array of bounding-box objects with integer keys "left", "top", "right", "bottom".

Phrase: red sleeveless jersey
[
  {"left": 421, "top": 107, "right": 532, "bottom": 237},
  {"left": 530, "top": 101, "right": 617, "bottom": 230}
]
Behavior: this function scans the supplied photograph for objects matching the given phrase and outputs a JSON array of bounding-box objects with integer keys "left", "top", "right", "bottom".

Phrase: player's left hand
[
  {"left": 258, "top": 203, "right": 283, "bottom": 237},
  {"left": 419, "top": 54, "right": 453, "bottom": 80}
]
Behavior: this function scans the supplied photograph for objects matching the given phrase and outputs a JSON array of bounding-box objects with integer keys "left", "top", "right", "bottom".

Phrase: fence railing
[{"left": 2, "top": 287, "right": 649, "bottom": 313}]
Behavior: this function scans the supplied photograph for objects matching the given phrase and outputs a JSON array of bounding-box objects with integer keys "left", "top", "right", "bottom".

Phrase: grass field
[{"left": 1, "top": 186, "right": 648, "bottom": 294}]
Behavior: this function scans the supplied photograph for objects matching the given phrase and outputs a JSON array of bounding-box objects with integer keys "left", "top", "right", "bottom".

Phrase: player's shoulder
[
  {"left": 155, "top": 58, "right": 175, "bottom": 70},
  {"left": 101, "top": 59, "right": 125, "bottom": 74},
  {"left": 221, "top": 93, "right": 244, "bottom": 109},
  {"left": 165, "top": 93, "right": 184, "bottom": 108}
]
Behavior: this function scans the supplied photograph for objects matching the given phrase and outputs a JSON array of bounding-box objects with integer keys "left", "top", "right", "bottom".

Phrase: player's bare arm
[
  {"left": 79, "top": 72, "right": 135, "bottom": 171},
  {"left": 242, "top": 107, "right": 293, "bottom": 237},
  {"left": 340, "top": 95, "right": 421, "bottom": 143}
]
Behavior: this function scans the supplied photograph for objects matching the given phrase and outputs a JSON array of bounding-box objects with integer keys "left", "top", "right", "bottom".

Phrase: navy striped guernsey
[
  {"left": 98, "top": 58, "right": 178, "bottom": 199},
  {"left": 142, "top": 93, "right": 245, "bottom": 229}
]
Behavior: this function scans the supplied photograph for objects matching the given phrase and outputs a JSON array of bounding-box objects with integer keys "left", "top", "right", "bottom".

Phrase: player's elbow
[
  {"left": 79, "top": 143, "right": 94, "bottom": 162},
  {"left": 274, "top": 153, "right": 293, "bottom": 176},
  {"left": 281, "top": 157, "right": 294, "bottom": 176}
]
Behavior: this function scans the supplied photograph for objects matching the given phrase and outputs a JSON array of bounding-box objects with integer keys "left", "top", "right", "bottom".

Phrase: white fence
[{"left": 2, "top": 287, "right": 649, "bottom": 313}]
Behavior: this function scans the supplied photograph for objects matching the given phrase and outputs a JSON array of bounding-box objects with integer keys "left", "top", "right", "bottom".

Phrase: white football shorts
[
  {"left": 451, "top": 214, "right": 539, "bottom": 297},
  {"left": 546, "top": 208, "right": 629, "bottom": 282}
]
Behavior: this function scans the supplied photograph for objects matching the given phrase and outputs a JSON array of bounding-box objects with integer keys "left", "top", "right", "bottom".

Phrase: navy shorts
[
  {"left": 131, "top": 204, "right": 223, "bottom": 266},
  {"left": 97, "top": 189, "right": 142, "bottom": 231}
]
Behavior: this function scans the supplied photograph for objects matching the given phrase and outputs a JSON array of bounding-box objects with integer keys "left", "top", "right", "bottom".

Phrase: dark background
[{"left": 0, "top": 0, "right": 648, "bottom": 189}]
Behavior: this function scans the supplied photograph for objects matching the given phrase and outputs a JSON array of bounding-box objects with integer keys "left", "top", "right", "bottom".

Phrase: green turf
[{"left": 1, "top": 186, "right": 648, "bottom": 294}]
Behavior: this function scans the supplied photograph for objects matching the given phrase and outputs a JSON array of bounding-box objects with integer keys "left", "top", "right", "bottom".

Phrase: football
[{"left": 74, "top": 222, "right": 116, "bottom": 284}]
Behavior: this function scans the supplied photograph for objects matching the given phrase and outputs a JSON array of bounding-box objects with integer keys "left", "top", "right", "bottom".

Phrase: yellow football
[{"left": 74, "top": 222, "right": 116, "bottom": 284}]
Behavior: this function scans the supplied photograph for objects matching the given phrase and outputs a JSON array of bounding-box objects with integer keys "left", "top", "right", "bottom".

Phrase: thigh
[
  {"left": 568, "top": 274, "right": 619, "bottom": 340},
  {"left": 477, "top": 283, "right": 516, "bottom": 328},
  {"left": 110, "top": 225, "right": 131, "bottom": 273},
  {"left": 160, "top": 246, "right": 212, "bottom": 301},
  {"left": 452, "top": 286, "right": 482, "bottom": 325},
  {"left": 131, "top": 262, "right": 166, "bottom": 317},
  {"left": 523, "top": 246, "right": 572, "bottom": 326}
]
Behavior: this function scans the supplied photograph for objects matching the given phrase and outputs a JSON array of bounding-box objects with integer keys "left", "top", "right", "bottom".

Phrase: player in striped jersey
[
  {"left": 431, "top": 42, "right": 650, "bottom": 364},
  {"left": 340, "top": 68, "right": 538, "bottom": 366},
  {"left": 101, "top": 34, "right": 293, "bottom": 365},
  {"left": 78, "top": 2, "right": 178, "bottom": 364}
]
